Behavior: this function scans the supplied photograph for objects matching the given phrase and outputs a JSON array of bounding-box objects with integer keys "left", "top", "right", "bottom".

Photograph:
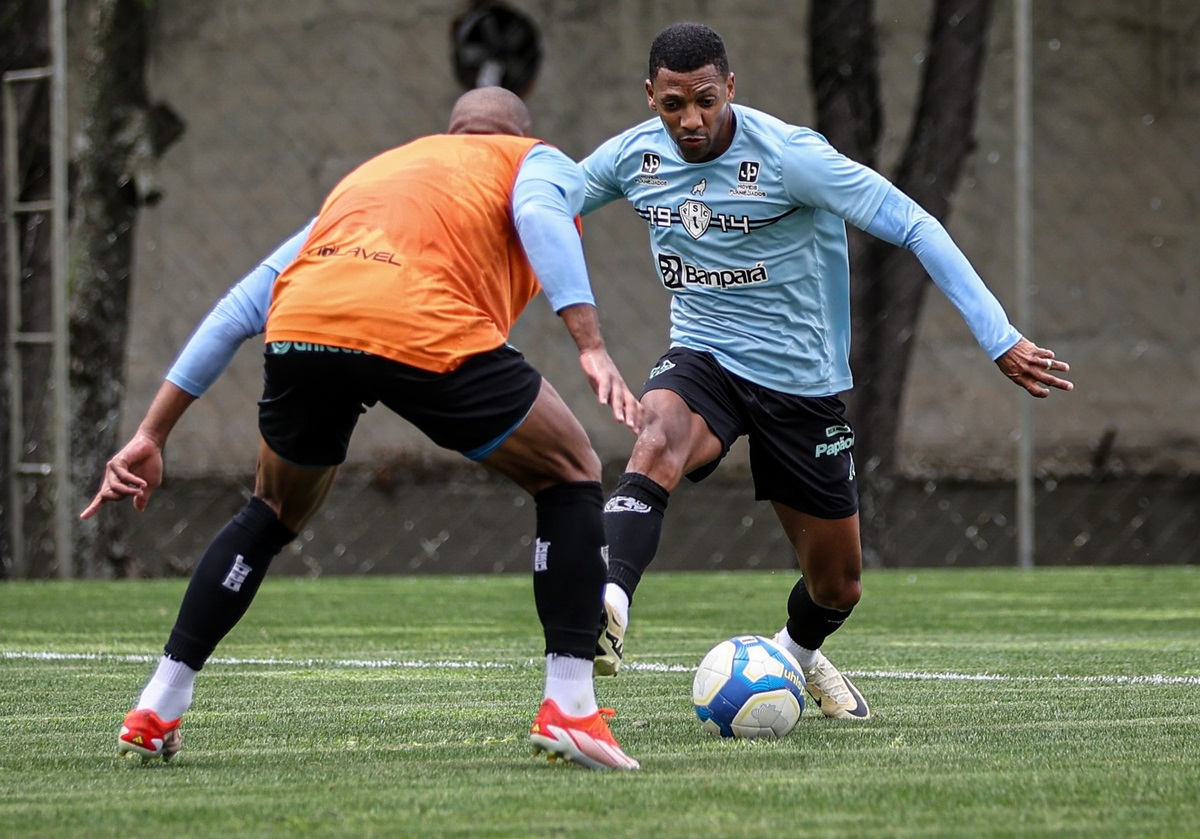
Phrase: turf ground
[{"left": 2, "top": 567, "right": 1198, "bottom": 838}]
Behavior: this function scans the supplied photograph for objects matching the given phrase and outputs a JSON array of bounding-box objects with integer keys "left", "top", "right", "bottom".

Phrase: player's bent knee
[
  {"left": 632, "top": 424, "right": 673, "bottom": 461},
  {"left": 808, "top": 577, "right": 861, "bottom": 611},
  {"left": 627, "top": 427, "right": 690, "bottom": 484},
  {"left": 546, "top": 443, "right": 601, "bottom": 485},
  {"left": 490, "top": 437, "right": 601, "bottom": 495},
  {"left": 530, "top": 430, "right": 601, "bottom": 483}
]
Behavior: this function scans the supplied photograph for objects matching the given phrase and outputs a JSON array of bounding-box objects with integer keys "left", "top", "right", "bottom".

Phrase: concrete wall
[{"left": 112, "top": 0, "right": 1199, "bottom": 479}]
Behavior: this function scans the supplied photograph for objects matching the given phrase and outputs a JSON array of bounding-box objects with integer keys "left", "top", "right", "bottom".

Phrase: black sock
[
  {"left": 785, "top": 576, "right": 853, "bottom": 652},
  {"left": 164, "top": 497, "right": 297, "bottom": 669},
  {"left": 531, "top": 481, "right": 606, "bottom": 659},
  {"left": 603, "top": 472, "right": 669, "bottom": 601}
]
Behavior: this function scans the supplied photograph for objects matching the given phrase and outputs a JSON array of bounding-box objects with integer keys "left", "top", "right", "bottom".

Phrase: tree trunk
[
  {"left": 70, "top": 0, "right": 183, "bottom": 577},
  {"left": 0, "top": 0, "right": 54, "bottom": 577},
  {"left": 811, "top": 0, "right": 994, "bottom": 566}
]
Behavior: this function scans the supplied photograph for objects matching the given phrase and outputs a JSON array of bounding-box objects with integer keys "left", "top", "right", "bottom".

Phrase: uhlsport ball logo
[{"left": 692, "top": 635, "right": 806, "bottom": 739}]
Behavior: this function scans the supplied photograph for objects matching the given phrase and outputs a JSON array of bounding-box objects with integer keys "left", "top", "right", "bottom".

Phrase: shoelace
[{"left": 810, "top": 661, "right": 852, "bottom": 703}]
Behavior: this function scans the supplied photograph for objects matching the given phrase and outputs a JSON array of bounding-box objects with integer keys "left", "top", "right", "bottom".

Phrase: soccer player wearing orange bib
[{"left": 84, "top": 88, "right": 644, "bottom": 771}]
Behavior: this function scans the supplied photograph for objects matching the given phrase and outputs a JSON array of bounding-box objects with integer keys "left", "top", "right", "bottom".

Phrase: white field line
[{"left": 4, "top": 650, "right": 1200, "bottom": 687}]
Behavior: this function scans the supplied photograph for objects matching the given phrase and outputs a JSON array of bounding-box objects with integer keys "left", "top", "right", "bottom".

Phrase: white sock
[
  {"left": 773, "top": 627, "right": 818, "bottom": 669},
  {"left": 604, "top": 583, "right": 631, "bottom": 628},
  {"left": 544, "top": 654, "right": 598, "bottom": 717},
  {"left": 135, "top": 656, "right": 198, "bottom": 721}
]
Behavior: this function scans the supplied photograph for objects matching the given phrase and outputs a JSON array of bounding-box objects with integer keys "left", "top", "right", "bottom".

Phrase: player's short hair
[{"left": 648, "top": 22, "right": 729, "bottom": 80}]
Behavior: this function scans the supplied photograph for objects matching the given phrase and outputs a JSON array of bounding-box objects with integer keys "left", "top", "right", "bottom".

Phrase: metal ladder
[{"left": 3, "top": 0, "right": 71, "bottom": 578}]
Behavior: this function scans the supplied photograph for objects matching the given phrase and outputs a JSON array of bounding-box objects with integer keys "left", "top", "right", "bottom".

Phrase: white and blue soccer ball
[{"left": 692, "top": 634, "right": 807, "bottom": 739}]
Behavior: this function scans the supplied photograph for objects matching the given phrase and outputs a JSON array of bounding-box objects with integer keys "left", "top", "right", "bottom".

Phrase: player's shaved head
[{"left": 447, "top": 87, "right": 533, "bottom": 137}]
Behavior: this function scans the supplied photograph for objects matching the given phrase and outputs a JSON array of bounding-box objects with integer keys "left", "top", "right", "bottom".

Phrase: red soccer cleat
[
  {"left": 529, "top": 699, "right": 640, "bottom": 771},
  {"left": 118, "top": 708, "right": 182, "bottom": 763}
]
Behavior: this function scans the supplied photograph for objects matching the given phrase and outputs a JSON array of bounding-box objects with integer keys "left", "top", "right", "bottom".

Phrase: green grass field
[{"left": 2, "top": 567, "right": 1198, "bottom": 838}]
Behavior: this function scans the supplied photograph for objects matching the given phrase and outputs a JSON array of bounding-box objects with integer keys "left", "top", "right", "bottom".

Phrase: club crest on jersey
[{"left": 679, "top": 200, "right": 712, "bottom": 239}]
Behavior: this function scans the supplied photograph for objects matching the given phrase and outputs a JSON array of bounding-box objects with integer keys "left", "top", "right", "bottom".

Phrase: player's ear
[
  {"left": 645, "top": 79, "right": 656, "bottom": 110},
  {"left": 727, "top": 72, "right": 735, "bottom": 102}
]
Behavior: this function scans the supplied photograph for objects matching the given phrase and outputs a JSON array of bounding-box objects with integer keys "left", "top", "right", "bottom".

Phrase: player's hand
[
  {"left": 579, "top": 348, "right": 645, "bottom": 434},
  {"left": 79, "top": 434, "right": 166, "bottom": 519},
  {"left": 995, "top": 337, "right": 1074, "bottom": 398}
]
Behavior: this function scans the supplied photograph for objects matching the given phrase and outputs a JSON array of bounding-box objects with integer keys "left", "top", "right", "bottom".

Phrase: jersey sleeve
[
  {"left": 579, "top": 135, "right": 627, "bottom": 216},
  {"left": 865, "top": 186, "right": 1022, "bottom": 359},
  {"left": 780, "top": 129, "right": 892, "bottom": 229},
  {"left": 165, "top": 219, "right": 314, "bottom": 396},
  {"left": 512, "top": 145, "right": 596, "bottom": 313},
  {"left": 261, "top": 222, "right": 312, "bottom": 273}
]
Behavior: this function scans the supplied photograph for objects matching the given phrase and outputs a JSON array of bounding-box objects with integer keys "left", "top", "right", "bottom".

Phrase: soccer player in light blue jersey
[{"left": 584, "top": 22, "right": 1074, "bottom": 719}]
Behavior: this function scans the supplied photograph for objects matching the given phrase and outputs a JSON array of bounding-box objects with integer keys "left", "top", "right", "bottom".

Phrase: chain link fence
[{"left": 7, "top": 0, "right": 1199, "bottom": 576}]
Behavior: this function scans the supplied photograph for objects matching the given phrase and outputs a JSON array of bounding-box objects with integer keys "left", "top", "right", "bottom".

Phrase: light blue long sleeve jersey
[
  {"left": 167, "top": 143, "right": 593, "bottom": 396},
  {"left": 580, "top": 104, "right": 1022, "bottom": 397}
]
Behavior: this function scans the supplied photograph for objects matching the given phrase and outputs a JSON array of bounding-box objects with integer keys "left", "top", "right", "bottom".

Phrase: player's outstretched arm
[
  {"left": 994, "top": 337, "right": 1073, "bottom": 398},
  {"left": 511, "top": 148, "right": 644, "bottom": 433},
  {"left": 80, "top": 224, "right": 312, "bottom": 521},
  {"left": 558, "top": 303, "right": 645, "bottom": 435},
  {"left": 79, "top": 381, "right": 196, "bottom": 519},
  {"left": 858, "top": 188, "right": 1075, "bottom": 401},
  {"left": 166, "top": 222, "right": 311, "bottom": 395}
]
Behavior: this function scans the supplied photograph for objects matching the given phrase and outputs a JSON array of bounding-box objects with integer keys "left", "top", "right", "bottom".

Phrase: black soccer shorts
[
  {"left": 641, "top": 347, "right": 858, "bottom": 519},
  {"left": 258, "top": 342, "right": 543, "bottom": 467}
]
